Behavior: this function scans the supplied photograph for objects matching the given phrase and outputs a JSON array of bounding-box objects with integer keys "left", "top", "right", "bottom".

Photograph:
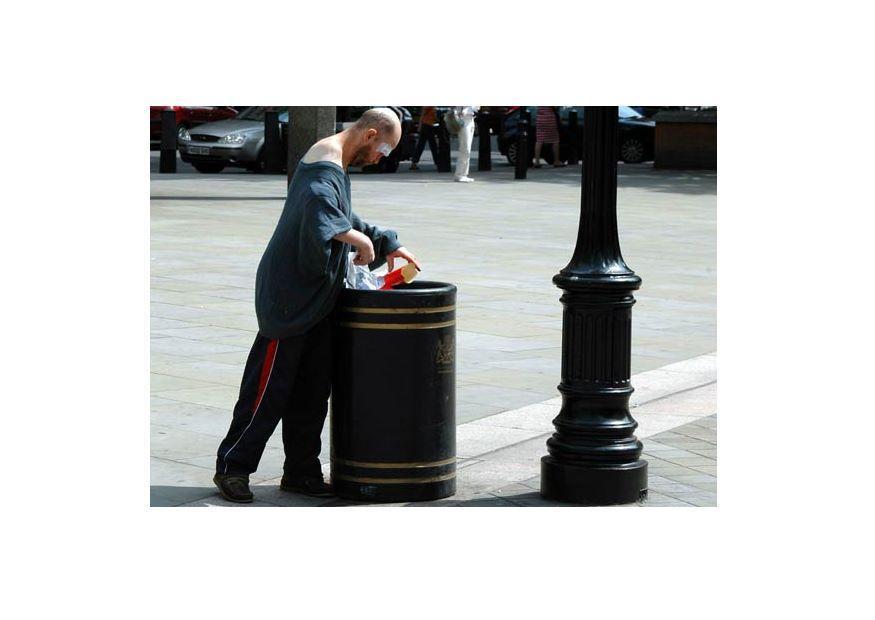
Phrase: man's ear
[{"left": 366, "top": 128, "right": 378, "bottom": 142}]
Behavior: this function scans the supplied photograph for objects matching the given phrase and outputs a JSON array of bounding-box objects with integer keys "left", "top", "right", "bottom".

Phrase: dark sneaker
[
  {"left": 280, "top": 475, "right": 335, "bottom": 498},
  {"left": 213, "top": 473, "right": 254, "bottom": 503}
]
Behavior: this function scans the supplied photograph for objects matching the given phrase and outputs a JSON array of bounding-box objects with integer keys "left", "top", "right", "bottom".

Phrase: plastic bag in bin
[{"left": 344, "top": 251, "right": 418, "bottom": 290}]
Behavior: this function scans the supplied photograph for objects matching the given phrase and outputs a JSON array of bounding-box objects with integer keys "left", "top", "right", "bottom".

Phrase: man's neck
[
  {"left": 336, "top": 129, "right": 359, "bottom": 169},
  {"left": 301, "top": 130, "right": 357, "bottom": 170}
]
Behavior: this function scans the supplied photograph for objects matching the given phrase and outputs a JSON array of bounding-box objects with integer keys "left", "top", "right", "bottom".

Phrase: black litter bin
[{"left": 330, "top": 281, "right": 456, "bottom": 502}]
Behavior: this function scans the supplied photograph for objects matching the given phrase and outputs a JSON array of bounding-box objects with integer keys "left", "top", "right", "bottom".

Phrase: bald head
[
  {"left": 354, "top": 107, "right": 401, "bottom": 141},
  {"left": 345, "top": 107, "right": 402, "bottom": 167}
]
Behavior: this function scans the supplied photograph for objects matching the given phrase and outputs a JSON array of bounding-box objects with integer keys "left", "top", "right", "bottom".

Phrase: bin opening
[{"left": 345, "top": 252, "right": 420, "bottom": 291}]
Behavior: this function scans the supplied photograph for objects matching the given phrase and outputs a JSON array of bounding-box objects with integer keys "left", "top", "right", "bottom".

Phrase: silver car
[{"left": 178, "top": 106, "right": 287, "bottom": 173}]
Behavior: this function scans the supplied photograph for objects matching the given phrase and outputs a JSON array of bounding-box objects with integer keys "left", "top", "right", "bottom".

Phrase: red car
[{"left": 150, "top": 106, "right": 239, "bottom": 146}]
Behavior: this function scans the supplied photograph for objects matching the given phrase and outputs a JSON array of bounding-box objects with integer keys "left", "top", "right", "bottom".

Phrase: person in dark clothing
[
  {"left": 409, "top": 106, "right": 439, "bottom": 170},
  {"left": 214, "top": 108, "right": 421, "bottom": 503}
]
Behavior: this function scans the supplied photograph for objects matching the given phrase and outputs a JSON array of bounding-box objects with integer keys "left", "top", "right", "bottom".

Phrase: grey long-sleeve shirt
[{"left": 254, "top": 160, "right": 402, "bottom": 339}]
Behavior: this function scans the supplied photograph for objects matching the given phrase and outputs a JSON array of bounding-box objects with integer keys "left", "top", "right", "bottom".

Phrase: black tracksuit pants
[{"left": 216, "top": 317, "right": 332, "bottom": 478}]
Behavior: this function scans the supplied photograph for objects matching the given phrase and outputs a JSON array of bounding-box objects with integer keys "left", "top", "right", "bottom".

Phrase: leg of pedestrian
[
  {"left": 455, "top": 116, "right": 475, "bottom": 182},
  {"left": 425, "top": 125, "right": 440, "bottom": 167},
  {"left": 410, "top": 125, "right": 428, "bottom": 170}
]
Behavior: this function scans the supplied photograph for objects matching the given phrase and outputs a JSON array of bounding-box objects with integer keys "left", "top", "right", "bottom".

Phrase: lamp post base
[{"left": 540, "top": 456, "right": 648, "bottom": 506}]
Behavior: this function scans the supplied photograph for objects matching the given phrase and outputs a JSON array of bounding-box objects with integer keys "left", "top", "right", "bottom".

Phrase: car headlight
[
  {"left": 218, "top": 133, "right": 246, "bottom": 145},
  {"left": 178, "top": 127, "right": 191, "bottom": 141}
]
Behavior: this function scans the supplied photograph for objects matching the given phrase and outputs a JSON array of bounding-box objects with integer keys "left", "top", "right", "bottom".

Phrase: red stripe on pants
[{"left": 253, "top": 339, "right": 278, "bottom": 413}]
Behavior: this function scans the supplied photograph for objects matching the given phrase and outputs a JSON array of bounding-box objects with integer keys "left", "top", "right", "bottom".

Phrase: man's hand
[
  {"left": 387, "top": 247, "right": 421, "bottom": 273},
  {"left": 334, "top": 229, "right": 375, "bottom": 266},
  {"left": 353, "top": 236, "right": 375, "bottom": 266}
]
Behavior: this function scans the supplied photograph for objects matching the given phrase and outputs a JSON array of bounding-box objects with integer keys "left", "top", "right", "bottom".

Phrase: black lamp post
[{"left": 540, "top": 106, "right": 648, "bottom": 506}]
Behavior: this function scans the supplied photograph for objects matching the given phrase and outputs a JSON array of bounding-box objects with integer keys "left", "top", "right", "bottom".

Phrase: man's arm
[
  {"left": 335, "top": 212, "right": 421, "bottom": 272},
  {"left": 349, "top": 212, "right": 402, "bottom": 270},
  {"left": 333, "top": 228, "right": 374, "bottom": 266}
]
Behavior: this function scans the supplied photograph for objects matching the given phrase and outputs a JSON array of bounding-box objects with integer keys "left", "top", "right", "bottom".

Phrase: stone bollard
[{"left": 159, "top": 108, "right": 177, "bottom": 173}]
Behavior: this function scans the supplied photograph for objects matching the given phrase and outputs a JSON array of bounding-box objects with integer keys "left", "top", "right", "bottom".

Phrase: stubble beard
[{"left": 349, "top": 144, "right": 371, "bottom": 168}]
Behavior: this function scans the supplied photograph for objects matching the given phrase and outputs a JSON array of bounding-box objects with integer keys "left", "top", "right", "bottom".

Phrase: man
[
  {"left": 214, "top": 108, "right": 421, "bottom": 503},
  {"left": 453, "top": 106, "right": 478, "bottom": 182},
  {"left": 409, "top": 106, "right": 438, "bottom": 171}
]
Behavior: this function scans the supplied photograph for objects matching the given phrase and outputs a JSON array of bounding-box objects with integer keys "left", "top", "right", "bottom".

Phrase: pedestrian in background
[
  {"left": 410, "top": 106, "right": 439, "bottom": 170},
  {"left": 453, "top": 106, "right": 478, "bottom": 182},
  {"left": 534, "top": 106, "right": 565, "bottom": 168}
]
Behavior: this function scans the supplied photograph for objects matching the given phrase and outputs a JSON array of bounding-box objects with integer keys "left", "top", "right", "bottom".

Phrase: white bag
[
  {"left": 345, "top": 252, "right": 383, "bottom": 290},
  {"left": 443, "top": 108, "right": 461, "bottom": 134}
]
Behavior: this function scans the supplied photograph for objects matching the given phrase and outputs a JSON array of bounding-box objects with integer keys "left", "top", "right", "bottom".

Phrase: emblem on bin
[{"left": 436, "top": 336, "right": 455, "bottom": 367}]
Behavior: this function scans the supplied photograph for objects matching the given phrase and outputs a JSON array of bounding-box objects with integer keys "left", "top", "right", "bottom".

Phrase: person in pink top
[{"left": 534, "top": 106, "right": 566, "bottom": 168}]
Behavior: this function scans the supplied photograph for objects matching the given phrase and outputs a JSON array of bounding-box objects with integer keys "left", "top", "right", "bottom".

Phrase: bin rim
[{"left": 342, "top": 280, "right": 457, "bottom": 296}]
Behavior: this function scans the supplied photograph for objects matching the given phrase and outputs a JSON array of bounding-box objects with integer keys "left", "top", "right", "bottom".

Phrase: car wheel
[
  {"left": 620, "top": 137, "right": 646, "bottom": 164},
  {"left": 247, "top": 150, "right": 265, "bottom": 173},
  {"left": 506, "top": 143, "right": 517, "bottom": 165},
  {"left": 506, "top": 142, "right": 535, "bottom": 167},
  {"left": 192, "top": 162, "right": 226, "bottom": 173}
]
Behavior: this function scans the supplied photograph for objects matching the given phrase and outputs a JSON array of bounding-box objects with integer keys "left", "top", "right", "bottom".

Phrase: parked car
[
  {"left": 631, "top": 106, "right": 717, "bottom": 118},
  {"left": 180, "top": 106, "right": 416, "bottom": 174},
  {"left": 498, "top": 106, "right": 656, "bottom": 165},
  {"left": 149, "top": 106, "right": 239, "bottom": 148},
  {"left": 630, "top": 106, "right": 680, "bottom": 118},
  {"left": 335, "top": 106, "right": 417, "bottom": 173},
  {"left": 178, "top": 106, "right": 288, "bottom": 173}
]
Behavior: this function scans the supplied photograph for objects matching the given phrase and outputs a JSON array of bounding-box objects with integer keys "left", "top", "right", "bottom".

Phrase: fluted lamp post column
[{"left": 540, "top": 106, "right": 648, "bottom": 505}]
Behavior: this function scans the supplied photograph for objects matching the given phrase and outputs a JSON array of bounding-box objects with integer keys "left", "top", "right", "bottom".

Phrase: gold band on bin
[
  {"left": 333, "top": 472, "right": 456, "bottom": 485},
  {"left": 332, "top": 456, "right": 456, "bottom": 469},
  {"left": 337, "top": 319, "right": 455, "bottom": 330},
  {"left": 340, "top": 305, "right": 455, "bottom": 315}
]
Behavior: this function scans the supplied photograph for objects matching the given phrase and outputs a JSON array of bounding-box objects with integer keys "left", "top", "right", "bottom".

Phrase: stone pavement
[
  {"left": 150, "top": 152, "right": 716, "bottom": 507},
  {"left": 152, "top": 353, "right": 717, "bottom": 507}
]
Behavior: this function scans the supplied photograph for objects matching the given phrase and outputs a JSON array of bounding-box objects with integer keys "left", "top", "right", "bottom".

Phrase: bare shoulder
[{"left": 301, "top": 137, "right": 343, "bottom": 166}]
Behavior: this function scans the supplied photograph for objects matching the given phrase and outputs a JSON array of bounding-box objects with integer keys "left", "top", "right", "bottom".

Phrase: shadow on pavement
[
  {"left": 151, "top": 485, "right": 218, "bottom": 507},
  {"left": 151, "top": 484, "right": 582, "bottom": 508}
]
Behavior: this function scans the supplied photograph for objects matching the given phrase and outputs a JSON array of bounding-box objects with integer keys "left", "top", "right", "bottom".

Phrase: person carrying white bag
[{"left": 445, "top": 106, "right": 478, "bottom": 182}]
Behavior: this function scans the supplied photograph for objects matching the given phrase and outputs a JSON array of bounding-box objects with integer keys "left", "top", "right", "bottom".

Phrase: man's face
[{"left": 350, "top": 127, "right": 401, "bottom": 167}]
